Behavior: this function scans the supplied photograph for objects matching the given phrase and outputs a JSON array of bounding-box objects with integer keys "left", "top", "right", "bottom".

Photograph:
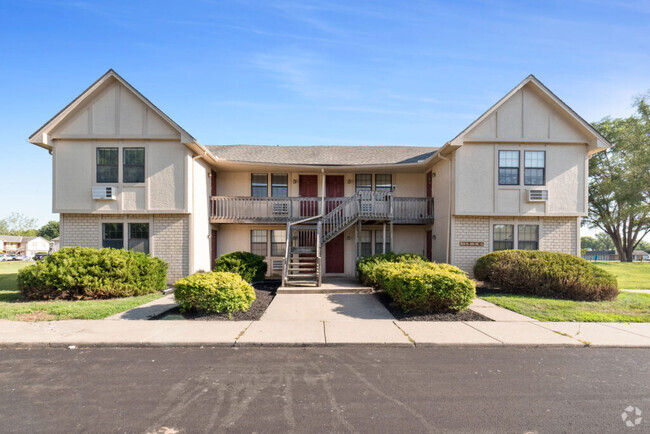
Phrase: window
[
  {"left": 375, "top": 174, "right": 392, "bottom": 192},
  {"left": 375, "top": 230, "right": 391, "bottom": 254},
  {"left": 493, "top": 224, "right": 514, "bottom": 251},
  {"left": 518, "top": 225, "right": 539, "bottom": 250},
  {"left": 271, "top": 173, "right": 288, "bottom": 197},
  {"left": 250, "top": 230, "right": 267, "bottom": 256},
  {"left": 123, "top": 148, "right": 145, "bottom": 183},
  {"left": 102, "top": 223, "right": 123, "bottom": 249},
  {"left": 270, "top": 230, "right": 286, "bottom": 256},
  {"left": 251, "top": 174, "right": 268, "bottom": 197},
  {"left": 355, "top": 174, "right": 372, "bottom": 192},
  {"left": 97, "top": 148, "right": 118, "bottom": 183},
  {"left": 128, "top": 223, "right": 149, "bottom": 254},
  {"left": 498, "top": 151, "right": 520, "bottom": 185},
  {"left": 360, "top": 230, "right": 372, "bottom": 257},
  {"left": 524, "top": 151, "right": 545, "bottom": 185}
]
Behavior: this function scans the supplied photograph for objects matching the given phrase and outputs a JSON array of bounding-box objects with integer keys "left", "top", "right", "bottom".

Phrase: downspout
[
  {"left": 437, "top": 153, "right": 453, "bottom": 263},
  {"left": 189, "top": 150, "right": 208, "bottom": 274}
]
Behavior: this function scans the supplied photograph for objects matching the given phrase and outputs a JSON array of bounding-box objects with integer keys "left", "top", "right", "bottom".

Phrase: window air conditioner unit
[
  {"left": 272, "top": 259, "right": 283, "bottom": 271},
  {"left": 92, "top": 186, "right": 116, "bottom": 200},
  {"left": 527, "top": 190, "right": 548, "bottom": 202}
]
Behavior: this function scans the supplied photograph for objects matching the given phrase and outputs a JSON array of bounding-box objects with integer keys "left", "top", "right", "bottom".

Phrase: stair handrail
[{"left": 282, "top": 221, "right": 291, "bottom": 286}]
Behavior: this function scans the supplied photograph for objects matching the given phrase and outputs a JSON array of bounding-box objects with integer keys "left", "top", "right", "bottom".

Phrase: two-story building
[{"left": 28, "top": 70, "right": 609, "bottom": 284}]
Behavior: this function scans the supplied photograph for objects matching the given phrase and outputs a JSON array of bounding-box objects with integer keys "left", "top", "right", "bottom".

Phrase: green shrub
[
  {"left": 215, "top": 251, "right": 267, "bottom": 283},
  {"left": 357, "top": 252, "right": 427, "bottom": 287},
  {"left": 473, "top": 250, "right": 618, "bottom": 301},
  {"left": 17, "top": 247, "right": 168, "bottom": 300},
  {"left": 174, "top": 271, "right": 256, "bottom": 314},
  {"left": 374, "top": 262, "right": 475, "bottom": 313}
]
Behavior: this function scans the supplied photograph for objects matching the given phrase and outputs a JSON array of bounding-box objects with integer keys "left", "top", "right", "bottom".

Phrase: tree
[
  {"left": 37, "top": 221, "right": 59, "bottom": 240},
  {"left": 581, "top": 233, "right": 615, "bottom": 251},
  {"left": 0, "top": 213, "right": 38, "bottom": 236},
  {"left": 587, "top": 92, "right": 650, "bottom": 261}
]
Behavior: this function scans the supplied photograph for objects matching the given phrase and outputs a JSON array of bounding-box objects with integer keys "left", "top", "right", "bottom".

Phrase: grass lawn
[
  {"left": 0, "top": 261, "right": 164, "bottom": 321},
  {"left": 592, "top": 261, "right": 650, "bottom": 289},
  {"left": 481, "top": 291, "right": 650, "bottom": 322}
]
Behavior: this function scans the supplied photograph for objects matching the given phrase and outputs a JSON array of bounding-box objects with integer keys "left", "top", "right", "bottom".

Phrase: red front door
[
  {"left": 299, "top": 175, "right": 318, "bottom": 217},
  {"left": 326, "top": 175, "right": 344, "bottom": 212},
  {"left": 211, "top": 230, "right": 218, "bottom": 270},
  {"left": 426, "top": 230, "right": 432, "bottom": 262},
  {"left": 326, "top": 233, "right": 345, "bottom": 273}
]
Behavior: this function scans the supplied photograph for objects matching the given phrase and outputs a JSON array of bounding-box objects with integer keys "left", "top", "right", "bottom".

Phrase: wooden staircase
[{"left": 283, "top": 192, "right": 391, "bottom": 287}]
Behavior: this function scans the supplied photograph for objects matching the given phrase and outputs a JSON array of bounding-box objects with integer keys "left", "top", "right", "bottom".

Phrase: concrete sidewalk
[{"left": 2, "top": 318, "right": 650, "bottom": 348}]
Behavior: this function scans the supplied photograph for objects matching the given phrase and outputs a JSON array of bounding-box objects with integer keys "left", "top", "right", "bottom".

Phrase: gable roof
[
  {"left": 28, "top": 69, "right": 196, "bottom": 149},
  {"left": 446, "top": 74, "right": 612, "bottom": 154},
  {"left": 205, "top": 145, "right": 438, "bottom": 166}
]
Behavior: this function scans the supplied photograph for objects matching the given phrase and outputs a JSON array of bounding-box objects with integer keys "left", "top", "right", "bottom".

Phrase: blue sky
[{"left": 1, "top": 0, "right": 649, "bottom": 228}]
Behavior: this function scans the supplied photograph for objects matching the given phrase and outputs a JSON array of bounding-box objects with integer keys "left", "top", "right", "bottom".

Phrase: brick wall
[
  {"left": 61, "top": 214, "right": 100, "bottom": 248},
  {"left": 452, "top": 216, "right": 579, "bottom": 277},
  {"left": 540, "top": 217, "right": 578, "bottom": 254},
  {"left": 60, "top": 213, "right": 190, "bottom": 284},
  {"left": 152, "top": 215, "right": 189, "bottom": 282},
  {"left": 452, "top": 216, "right": 491, "bottom": 276}
]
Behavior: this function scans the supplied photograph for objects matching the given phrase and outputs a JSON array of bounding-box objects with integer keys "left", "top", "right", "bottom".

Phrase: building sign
[{"left": 459, "top": 241, "right": 484, "bottom": 247}]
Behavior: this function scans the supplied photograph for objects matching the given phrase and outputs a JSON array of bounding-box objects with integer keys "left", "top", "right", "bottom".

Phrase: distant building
[
  {"left": 583, "top": 249, "right": 649, "bottom": 261},
  {"left": 0, "top": 235, "right": 51, "bottom": 258}
]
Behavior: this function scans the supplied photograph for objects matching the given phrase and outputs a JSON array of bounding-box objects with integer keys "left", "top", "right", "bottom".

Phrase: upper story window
[
  {"left": 355, "top": 174, "right": 372, "bottom": 192},
  {"left": 498, "top": 151, "right": 520, "bottom": 185},
  {"left": 123, "top": 148, "right": 145, "bottom": 183},
  {"left": 97, "top": 148, "right": 118, "bottom": 183},
  {"left": 375, "top": 174, "right": 392, "bottom": 192},
  {"left": 271, "top": 174, "right": 288, "bottom": 197},
  {"left": 251, "top": 174, "right": 268, "bottom": 197},
  {"left": 524, "top": 151, "right": 545, "bottom": 186}
]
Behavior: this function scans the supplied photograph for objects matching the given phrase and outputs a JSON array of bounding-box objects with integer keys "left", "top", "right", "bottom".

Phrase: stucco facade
[{"left": 29, "top": 70, "right": 610, "bottom": 284}]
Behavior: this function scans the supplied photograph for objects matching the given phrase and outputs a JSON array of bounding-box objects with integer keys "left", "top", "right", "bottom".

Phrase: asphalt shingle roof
[{"left": 206, "top": 145, "right": 438, "bottom": 166}]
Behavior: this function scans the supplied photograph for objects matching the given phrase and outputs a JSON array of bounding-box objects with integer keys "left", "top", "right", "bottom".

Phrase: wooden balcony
[{"left": 210, "top": 193, "right": 434, "bottom": 224}]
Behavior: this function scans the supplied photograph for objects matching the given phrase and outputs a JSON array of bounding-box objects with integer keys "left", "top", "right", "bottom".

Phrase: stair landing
[{"left": 278, "top": 277, "right": 374, "bottom": 294}]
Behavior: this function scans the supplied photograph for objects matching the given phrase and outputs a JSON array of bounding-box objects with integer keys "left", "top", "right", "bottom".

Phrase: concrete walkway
[
  {"left": 261, "top": 293, "right": 395, "bottom": 321},
  {"left": 2, "top": 318, "right": 650, "bottom": 347}
]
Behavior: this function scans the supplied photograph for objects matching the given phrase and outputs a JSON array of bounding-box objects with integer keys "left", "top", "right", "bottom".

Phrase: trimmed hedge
[
  {"left": 17, "top": 247, "right": 168, "bottom": 300},
  {"left": 174, "top": 271, "right": 256, "bottom": 314},
  {"left": 358, "top": 253, "right": 474, "bottom": 313},
  {"left": 374, "top": 262, "right": 475, "bottom": 313},
  {"left": 473, "top": 250, "right": 618, "bottom": 301},
  {"left": 215, "top": 251, "right": 267, "bottom": 283},
  {"left": 357, "top": 252, "right": 428, "bottom": 287}
]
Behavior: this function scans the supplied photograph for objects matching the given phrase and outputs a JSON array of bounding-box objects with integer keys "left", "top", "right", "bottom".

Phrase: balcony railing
[{"left": 210, "top": 193, "right": 434, "bottom": 224}]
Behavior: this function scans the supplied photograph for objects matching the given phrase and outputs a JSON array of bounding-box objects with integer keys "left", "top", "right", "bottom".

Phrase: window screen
[
  {"left": 123, "top": 148, "right": 145, "bottom": 183},
  {"left": 250, "top": 230, "right": 267, "bottom": 256},
  {"left": 360, "top": 230, "right": 372, "bottom": 257},
  {"left": 271, "top": 174, "right": 288, "bottom": 197},
  {"left": 498, "top": 151, "right": 520, "bottom": 185},
  {"left": 97, "top": 148, "right": 118, "bottom": 183},
  {"left": 375, "top": 174, "right": 392, "bottom": 192},
  {"left": 251, "top": 174, "right": 268, "bottom": 197},
  {"left": 518, "top": 225, "right": 539, "bottom": 250},
  {"left": 102, "top": 223, "right": 123, "bottom": 249},
  {"left": 355, "top": 174, "right": 372, "bottom": 192},
  {"left": 375, "top": 230, "right": 391, "bottom": 254},
  {"left": 524, "top": 151, "right": 545, "bottom": 186},
  {"left": 493, "top": 224, "right": 514, "bottom": 251},
  {"left": 128, "top": 223, "right": 149, "bottom": 254},
  {"left": 271, "top": 230, "right": 286, "bottom": 256}
]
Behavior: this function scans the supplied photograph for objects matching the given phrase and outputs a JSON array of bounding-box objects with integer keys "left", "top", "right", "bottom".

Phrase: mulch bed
[
  {"left": 374, "top": 291, "right": 492, "bottom": 321},
  {"left": 155, "top": 280, "right": 280, "bottom": 321}
]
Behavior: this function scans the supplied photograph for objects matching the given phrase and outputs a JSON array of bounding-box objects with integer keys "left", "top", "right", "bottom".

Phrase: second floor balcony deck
[{"left": 210, "top": 192, "right": 434, "bottom": 225}]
